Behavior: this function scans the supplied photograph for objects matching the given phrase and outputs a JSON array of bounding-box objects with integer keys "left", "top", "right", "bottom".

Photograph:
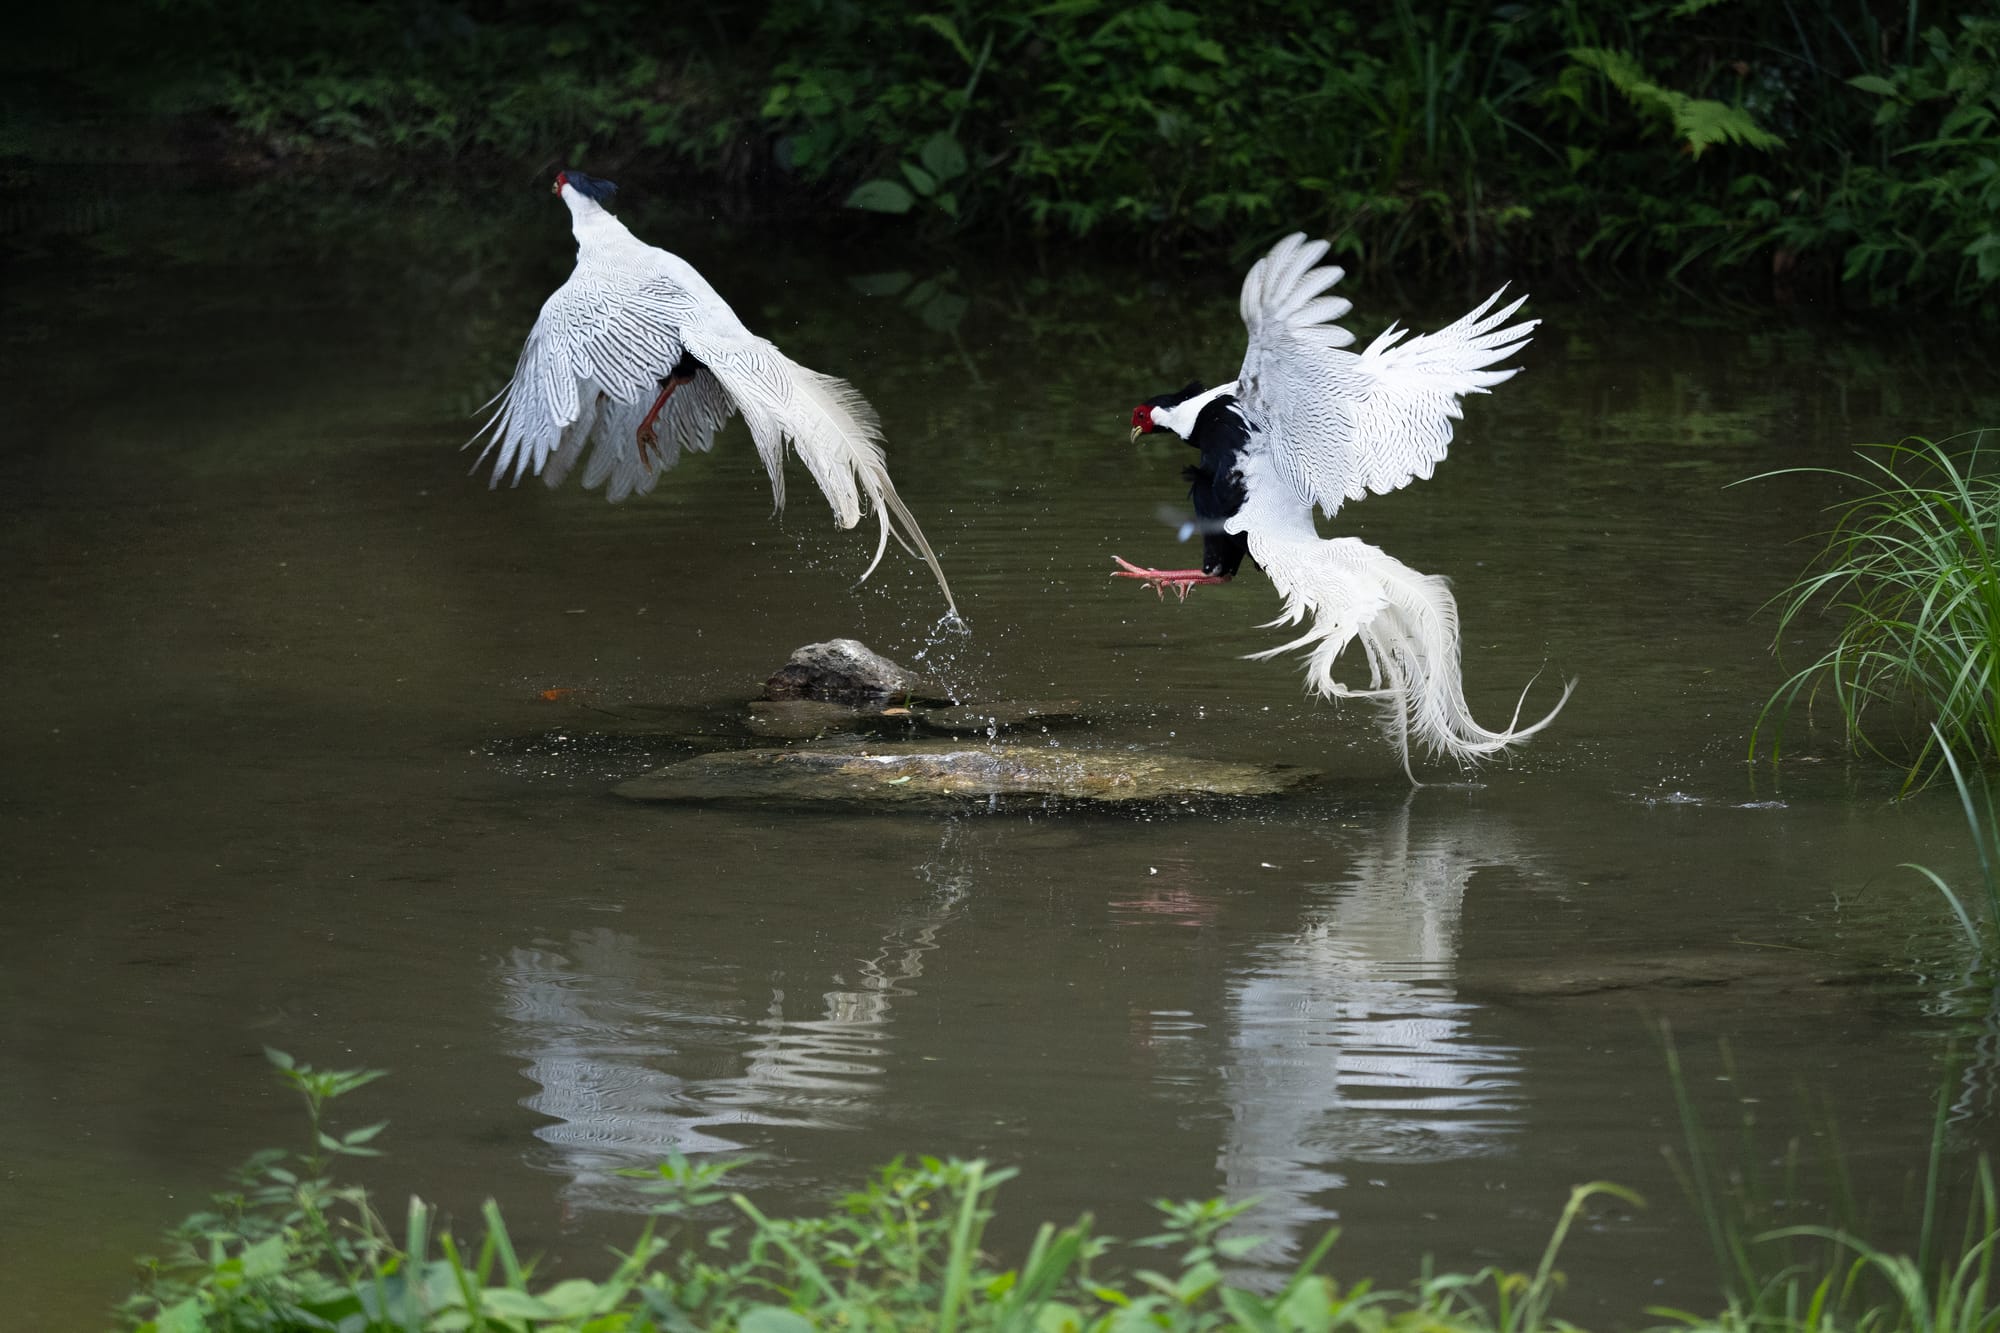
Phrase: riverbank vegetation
[
  {"left": 1752, "top": 432, "right": 2000, "bottom": 791},
  {"left": 119, "top": 1052, "right": 2000, "bottom": 1333},
  {"left": 12, "top": 1, "right": 1998, "bottom": 312}
]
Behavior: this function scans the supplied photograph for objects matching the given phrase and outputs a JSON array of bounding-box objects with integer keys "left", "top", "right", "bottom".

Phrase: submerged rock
[
  {"left": 919, "top": 700, "right": 1087, "bottom": 735},
  {"left": 745, "top": 699, "right": 870, "bottom": 740},
  {"left": 761, "top": 638, "right": 949, "bottom": 706},
  {"left": 1461, "top": 949, "right": 1883, "bottom": 1000},
  {"left": 614, "top": 742, "right": 1316, "bottom": 806}
]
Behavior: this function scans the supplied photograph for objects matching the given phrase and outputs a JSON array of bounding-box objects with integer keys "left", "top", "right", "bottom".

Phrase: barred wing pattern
[
  {"left": 540, "top": 368, "right": 736, "bottom": 503},
  {"left": 1235, "top": 233, "right": 1537, "bottom": 517},
  {"left": 476, "top": 260, "right": 700, "bottom": 488},
  {"left": 470, "top": 208, "right": 957, "bottom": 616},
  {"left": 1206, "top": 233, "right": 1569, "bottom": 773}
]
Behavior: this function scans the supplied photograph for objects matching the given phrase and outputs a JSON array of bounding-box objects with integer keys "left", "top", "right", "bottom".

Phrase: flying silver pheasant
[
  {"left": 1121, "top": 233, "right": 1570, "bottom": 777},
  {"left": 472, "top": 171, "right": 958, "bottom": 618}
]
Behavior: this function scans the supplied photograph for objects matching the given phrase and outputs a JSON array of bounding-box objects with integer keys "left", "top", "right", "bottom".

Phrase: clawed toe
[{"left": 1111, "top": 555, "right": 1228, "bottom": 601}]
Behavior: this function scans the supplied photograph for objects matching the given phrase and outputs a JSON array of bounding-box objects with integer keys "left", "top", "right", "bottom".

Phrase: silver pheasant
[
  {"left": 473, "top": 171, "right": 957, "bottom": 618},
  {"left": 1123, "top": 233, "right": 1570, "bottom": 777}
]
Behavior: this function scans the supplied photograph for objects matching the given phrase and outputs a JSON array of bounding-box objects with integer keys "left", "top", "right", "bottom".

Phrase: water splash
[{"left": 909, "top": 606, "right": 979, "bottom": 704}]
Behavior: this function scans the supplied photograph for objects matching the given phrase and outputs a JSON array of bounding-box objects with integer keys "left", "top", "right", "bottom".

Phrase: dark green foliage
[
  {"left": 1807, "top": 16, "right": 2000, "bottom": 307},
  {"left": 8, "top": 1, "right": 1996, "bottom": 310}
]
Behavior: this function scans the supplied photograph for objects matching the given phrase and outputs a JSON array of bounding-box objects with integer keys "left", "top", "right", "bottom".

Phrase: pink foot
[{"left": 1111, "top": 555, "right": 1229, "bottom": 601}]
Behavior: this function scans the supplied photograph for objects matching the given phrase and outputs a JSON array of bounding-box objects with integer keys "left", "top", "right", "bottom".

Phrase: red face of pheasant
[
  {"left": 552, "top": 172, "right": 567, "bottom": 196},
  {"left": 1129, "top": 404, "right": 1156, "bottom": 442}
]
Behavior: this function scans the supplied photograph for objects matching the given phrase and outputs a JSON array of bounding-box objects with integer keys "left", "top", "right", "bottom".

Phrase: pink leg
[
  {"left": 634, "top": 376, "right": 690, "bottom": 466},
  {"left": 1111, "top": 554, "right": 1230, "bottom": 601}
]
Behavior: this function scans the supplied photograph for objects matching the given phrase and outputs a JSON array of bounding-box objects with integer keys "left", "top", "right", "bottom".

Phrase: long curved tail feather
[
  {"left": 1247, "top": 532, "right": 1572, "bottom": 781},
  {"left": 691, "top": 341, "right": 959, "bottom": 619}
]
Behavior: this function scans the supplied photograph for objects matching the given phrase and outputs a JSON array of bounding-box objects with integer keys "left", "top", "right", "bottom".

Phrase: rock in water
[
  {"left": 614, "top": 742, "right": 1317, "bottom": 806},
  {"left": 762, "top": 639, "right": 949, "bottom": 705}
]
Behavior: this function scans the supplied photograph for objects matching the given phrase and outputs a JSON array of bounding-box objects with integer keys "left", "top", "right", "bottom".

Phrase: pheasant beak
[{"left": 1129, "top": 404, "right": 1154, "bottom": 443}]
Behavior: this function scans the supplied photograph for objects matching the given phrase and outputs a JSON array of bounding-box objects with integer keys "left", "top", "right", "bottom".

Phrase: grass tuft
[
  {"left": 1903, "top": 730, "right": 2000, "bottom": 960},
  {"left": 1750, "top": 431, "right": 2000, "bottom": 792},
  {"left": 1662, "top": 1028, "right": 2000, "bottom": 1333}
]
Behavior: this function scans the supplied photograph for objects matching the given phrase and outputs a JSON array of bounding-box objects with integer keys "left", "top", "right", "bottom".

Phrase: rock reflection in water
[
  {"left": 502, "top": 826, "right": 972, "bottom": 1213},
  {"left": 1218, "top": 798, "right": 1536, "bottom": 1261}
]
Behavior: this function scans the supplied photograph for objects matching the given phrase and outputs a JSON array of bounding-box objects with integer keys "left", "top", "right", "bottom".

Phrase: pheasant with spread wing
[
  {"left": 472, "top": 171, "right": 957, "bottom": 618},
  {"left": 1121, "top": 233, "right": 1570, "bottom": 777}
]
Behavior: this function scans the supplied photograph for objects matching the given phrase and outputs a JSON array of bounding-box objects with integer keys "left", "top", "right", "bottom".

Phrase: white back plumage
[
  {"left": 472, "top": 181, "right": 957, "bottom": 618},
  {"left": 1215, "top": 234, "right": 1568, "bottom": 774}
]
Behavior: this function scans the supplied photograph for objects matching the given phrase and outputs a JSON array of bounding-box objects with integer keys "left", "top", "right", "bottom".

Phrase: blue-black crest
[
  {"left": 558, "top": 171, "right": 619, "bottom": 204},
  {"left": 1144, "top": 381, "right": 1206, "bottom": 411}
]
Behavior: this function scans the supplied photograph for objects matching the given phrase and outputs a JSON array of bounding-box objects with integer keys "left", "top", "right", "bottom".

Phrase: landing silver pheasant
[
  {"left": 1123, "top": 233, "right": 1570, "bottom": 778},
  {"left": 473, "top": 171, "right": 957, "bottom": 618}
]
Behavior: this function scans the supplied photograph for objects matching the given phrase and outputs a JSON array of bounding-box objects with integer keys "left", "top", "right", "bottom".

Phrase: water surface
[{"left": 4, "top": 186, "right": 1997, "bottom": 1327}]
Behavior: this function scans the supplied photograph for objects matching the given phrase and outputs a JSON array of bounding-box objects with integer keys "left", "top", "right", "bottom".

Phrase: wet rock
[
  {"left": 614, "top": 742, "right": 1317, "bottom": 806},
  {"left": 762, "top": 638, "right": 950, "bottom": 706}
]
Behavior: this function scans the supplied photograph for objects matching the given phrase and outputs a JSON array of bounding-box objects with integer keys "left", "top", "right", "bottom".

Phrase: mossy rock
[{"left": 614, "top": 742, "right": 1317, "bottom": 806}]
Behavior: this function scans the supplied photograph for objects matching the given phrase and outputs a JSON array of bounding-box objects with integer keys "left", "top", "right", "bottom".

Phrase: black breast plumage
[{"left": 1183, "top": 396, "right": 1252, "bottom": 578}]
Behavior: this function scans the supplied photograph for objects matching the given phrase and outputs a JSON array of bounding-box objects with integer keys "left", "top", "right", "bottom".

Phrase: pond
[{"left": 3, "top": 183, "right": 1997, "bottom": 1327}]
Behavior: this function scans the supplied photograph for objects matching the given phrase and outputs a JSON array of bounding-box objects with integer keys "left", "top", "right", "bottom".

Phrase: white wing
[
  {"left": 474, "top": 259, "right": 700, "bottom": 487},
  {"left": 1235, "top": 233, "right": 1536, "bottom": 518},
  {"left": 472, "top": 243, "right": 957, "bottom": 616},
  {"left": 541, "top": 368, "right": 737, "bottom": 503}
]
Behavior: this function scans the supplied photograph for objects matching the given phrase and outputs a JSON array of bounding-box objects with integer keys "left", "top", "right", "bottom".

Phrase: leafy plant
[
  {"left": 18, "top": 0, "right": 2000, "bottom": 310},
  {"left": 118, "top": 1049, "right": 395, "bottom": 1331},
  {"left": 1561, "top": 47, "right": 1784, "bottom": 157},
  {"left": 845, "top": 131, "right": 974, "bottom": 222},
  {"left": 112, "top": 1049, "right": 2000, "bottom": 1333},
  {"left": 108, "top": 1054, "right": 1657, "bottom": 1333},
  {"left": 1808, "top": 15, "right": 2000, "bottom": 307}
]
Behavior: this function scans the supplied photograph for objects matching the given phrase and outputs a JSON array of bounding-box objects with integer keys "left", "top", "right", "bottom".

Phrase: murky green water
[{"left": 4, "top": 187, "right": 1998, "bottom": 1327}]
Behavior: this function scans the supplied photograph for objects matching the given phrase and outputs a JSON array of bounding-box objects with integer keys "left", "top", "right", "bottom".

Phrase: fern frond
[{"left": 1569, "top": 47, "right": 1785, "bottom": 158}]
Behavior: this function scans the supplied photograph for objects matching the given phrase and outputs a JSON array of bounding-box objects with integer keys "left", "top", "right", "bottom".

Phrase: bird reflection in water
[
  {"left": 501, "top": 822, "right": 974, "bottom": 1216},
  {"left": 1213, "top": 798, "right": 1540, "bottom": 1264}
]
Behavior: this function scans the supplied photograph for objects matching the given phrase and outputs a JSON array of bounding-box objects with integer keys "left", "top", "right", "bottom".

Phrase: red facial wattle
[
  {"left": 552, "top": 172, "right": 568, "bottom": 195},
  {"left": 1130, "top": 405, "right": 1155, "bottom": 434}
]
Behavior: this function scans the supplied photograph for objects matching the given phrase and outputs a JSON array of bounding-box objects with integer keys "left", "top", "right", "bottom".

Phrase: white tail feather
[
  {"left": 711, "top": 344, "right": 958, "bottom": 619},
  {"left": 1249, "top": 532, "right": 1572, "bottom": 781}
]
